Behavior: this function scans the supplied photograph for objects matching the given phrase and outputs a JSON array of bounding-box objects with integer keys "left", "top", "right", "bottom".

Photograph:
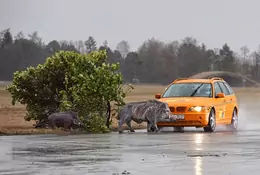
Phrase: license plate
[
  {"left": 169, "top": 114, "right": 185, "bottom": 121},
  {"left": 175, "top": 114, "right": 184, "bottom": 120}
]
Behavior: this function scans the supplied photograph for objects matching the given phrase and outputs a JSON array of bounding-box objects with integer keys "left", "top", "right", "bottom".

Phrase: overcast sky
[{"left": 1, "top": 0, "right": 260, "bottom": 52}]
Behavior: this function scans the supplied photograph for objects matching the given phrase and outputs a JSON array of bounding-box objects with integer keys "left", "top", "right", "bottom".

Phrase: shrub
[{"left": 6, "top": 50, "right": 132, "bottom": 133}]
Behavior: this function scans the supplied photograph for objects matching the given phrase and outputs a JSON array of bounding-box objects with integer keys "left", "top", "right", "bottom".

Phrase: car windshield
[{"left": 162, "top": 83, "right": 213, "bottom": 98}]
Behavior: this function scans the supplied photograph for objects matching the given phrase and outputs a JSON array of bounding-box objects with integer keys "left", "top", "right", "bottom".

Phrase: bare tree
[
  {"left": 75, "top": 40, "right": 85, "bottom": 53},
  {"left": 14, "top": 31, "right": 25, "bottom": 40},
  {"left": 116, "top": 40, "right": 130, "bottom": 59},
  {"left": 240, "top": 46, "right": 250, "bottom": 61},
  {"left": 28, "top": 31, "right": 43, "bottom": 47},
  {"left": 103, "top": 40, "right": 108, "bottom": 48}
]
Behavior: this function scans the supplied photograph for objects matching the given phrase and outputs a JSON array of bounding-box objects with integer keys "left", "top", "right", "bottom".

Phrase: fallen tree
[{"left": 6, "top": 50, "right": 132, "bottom": 133}]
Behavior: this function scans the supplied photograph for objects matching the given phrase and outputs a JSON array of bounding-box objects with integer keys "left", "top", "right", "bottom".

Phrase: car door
[
  {"left": 223, "top": 81, "right": 237, "bottom": 104},
  {"left": 213, "top": 82, "right": 226, "bottom": 123},
  {"left": 217, "top": 81, "right": 232, "bottom": 123},
  {"left": 223, "top": 81, "right": 237, "bottom": 118}
]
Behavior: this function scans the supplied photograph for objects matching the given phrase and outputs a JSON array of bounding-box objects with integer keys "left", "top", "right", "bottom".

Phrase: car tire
[
  {"left": 203, "top": 109, "right": 216, "bottom": 132},
  {"left": 173, "top": 127, "right": 184, "bottom": 132},
  {"left": 227, "top": 109, "right": 238, "bottom": 131}
]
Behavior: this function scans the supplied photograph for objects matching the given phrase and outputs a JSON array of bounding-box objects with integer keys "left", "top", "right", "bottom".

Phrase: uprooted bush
[{"left": 6, "top": 50, "right": 133, "bottom": 133}]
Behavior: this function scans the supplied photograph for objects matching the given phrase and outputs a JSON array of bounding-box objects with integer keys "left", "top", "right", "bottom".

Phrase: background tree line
[{"left": 1, "top": 28, "right": 260, "bottom": 84}]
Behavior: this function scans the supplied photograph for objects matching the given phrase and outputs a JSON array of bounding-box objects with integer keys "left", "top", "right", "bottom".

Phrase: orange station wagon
[{"left": 155, "top": 77, "right": 239, "bottom": 132}]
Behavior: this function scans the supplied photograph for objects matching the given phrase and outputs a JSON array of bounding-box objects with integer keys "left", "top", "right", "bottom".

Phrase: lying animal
[
  {"left": 117, "top": 100, "right": 175, "bottom": 133},
  {"left": 47, "top": 111, "right": 83, "bottom": 131}
]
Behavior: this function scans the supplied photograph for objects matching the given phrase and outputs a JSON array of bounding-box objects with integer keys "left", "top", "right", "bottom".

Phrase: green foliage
[
  {"left": 79, "top": 114, "right": 110, "bottom": 133},
  {"left": 6, "top": 50, "right": 128, "bottom": 132}
]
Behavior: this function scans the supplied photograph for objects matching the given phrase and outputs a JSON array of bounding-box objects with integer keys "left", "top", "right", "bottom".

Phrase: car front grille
[
  {"left": 176, "top": 106, "right": 187, "bottom": 112},
  {"left": 169, "top": 106, "right": 187, "bottom": 113},
  {"left": 169, "top": 107, "right": 175, "bottom": 112}
]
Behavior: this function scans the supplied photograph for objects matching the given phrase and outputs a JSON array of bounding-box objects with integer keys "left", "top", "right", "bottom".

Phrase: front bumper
[{"left": 157, "top": 112, "right": 210, "bottom": 127}]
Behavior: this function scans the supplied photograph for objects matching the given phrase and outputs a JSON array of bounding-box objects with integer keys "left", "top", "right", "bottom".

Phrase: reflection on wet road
[
  {"left": 1, "top": 94, "right": 260, "bottom": 175},
  {"left": 1, "top": 129, "right": 260, "bottom": 175}
]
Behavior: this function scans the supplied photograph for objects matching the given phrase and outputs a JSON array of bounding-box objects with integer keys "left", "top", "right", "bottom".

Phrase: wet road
[
  {"left": 1, "top": 95, "right": 260, "bottom": 175},
  {"left": 1, "top": 128, "right": 260, "bottom": 175}
]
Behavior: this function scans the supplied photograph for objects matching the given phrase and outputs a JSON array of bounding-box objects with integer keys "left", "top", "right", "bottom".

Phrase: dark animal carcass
[{"left": 117, "top": 100, "right": 176, "bottom": 133}]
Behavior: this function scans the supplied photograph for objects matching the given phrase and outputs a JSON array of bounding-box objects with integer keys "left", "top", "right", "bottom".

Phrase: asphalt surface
[
  {"left": 1, "top": 96, "right": 260, "bottom": 175},
  {"left": 1, "top": 126, "right": 260, "bottom": 175}
]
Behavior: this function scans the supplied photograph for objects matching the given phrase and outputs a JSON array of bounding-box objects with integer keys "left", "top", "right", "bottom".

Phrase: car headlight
[{"left": 189, "top": 106, "right": 208, "bottom": 112}]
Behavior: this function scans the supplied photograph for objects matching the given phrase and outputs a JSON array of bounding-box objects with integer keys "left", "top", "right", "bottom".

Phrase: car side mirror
[
  {"left": 216, "top": 92, "right": 225, "bottom": 98},
  {"left": 155, "top": 94, "right": 161, "bottom": 99}
]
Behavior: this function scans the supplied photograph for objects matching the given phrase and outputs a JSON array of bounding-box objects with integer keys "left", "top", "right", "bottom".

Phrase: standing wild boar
[
  {"left": 47, "top": 111, "right": 82, "bottom": 131},
  {"left": 117, "top": 100, "right": 175, "bottom": 133}
]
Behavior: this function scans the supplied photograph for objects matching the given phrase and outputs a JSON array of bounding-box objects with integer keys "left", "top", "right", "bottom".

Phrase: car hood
[{"left": 158, "top": 97, "right": 212, "bottom": 107}]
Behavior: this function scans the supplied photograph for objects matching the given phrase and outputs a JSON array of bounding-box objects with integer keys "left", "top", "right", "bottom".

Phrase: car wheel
[
  {"left": 173, "top": 127, "right": 184, "bottom": 132},
  {"left": 227, "top": 109, "right": 238, "bottom": 131},
  {"left": 203, "top": 109, "right": 216, "bottom": 132}
]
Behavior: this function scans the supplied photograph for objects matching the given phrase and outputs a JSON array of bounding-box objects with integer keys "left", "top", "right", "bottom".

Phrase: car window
[
  {"left": 162, "top": 83, "right": 213, "bottom": 97},
  {"left": 218, "top": 82, "right": 230, "bottom": 95},
  {"left": 214, "top": 82, "right": 222, "bottom": 96},
  {"left": 223, "top": 82, "right": 234, "bottom": 94}
]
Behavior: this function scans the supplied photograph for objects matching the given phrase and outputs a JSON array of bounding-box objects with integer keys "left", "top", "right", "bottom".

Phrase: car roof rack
[
  {"left": 210, "top": 77, "right": 223, "bottom": 81},
  {"left": 173, "top": 78, "right": 188, "bottom": 83}
]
